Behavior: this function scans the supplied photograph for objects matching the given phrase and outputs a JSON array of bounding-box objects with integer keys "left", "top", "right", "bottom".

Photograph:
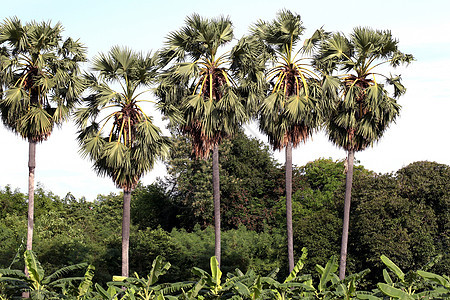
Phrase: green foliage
[
  {"left": 349, "top": 169, "right": 441, "bottom": 284},
  {"left": 314, "top": 27, "right": 413, "bottom": 152},
  {"left": 0, "top": 17, "right": 86, "bottom": 142},
  {"left": 396, "top": 161, "right": 450, "bottom": 276},
  {"left": 167, "top": 226, "right": 285, "bottom": 283},
  {"left": 0, "top": 248, "right": 449, "bottom": 299},
  {"left": 76, "top": 46, "right": 170, "bottom": 191},
  {"left": 131, "top": 183, "right": 177, "bottom": 231},
  {"left": 0, "top": 250, "right": 90, "bottom": 299},
  {"left": 0, "top": 186, "right": 26, "bottom": 219},
  {"left": 249, "top": 9, "right": 330, "bottom": 150},
  {"left": 161, "top": 131, "right": 284, "bottom": 231}
]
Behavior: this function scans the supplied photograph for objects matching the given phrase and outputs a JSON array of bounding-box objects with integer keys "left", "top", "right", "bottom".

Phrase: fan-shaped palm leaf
[
  {"left": 0, "top": 18, "right": 86, "bottom": 285},
  {"left": 313, "top": 26, "right": 413, "bottom": 279},
  {"left": 245, "top": 9, "right": 331, "bottom": 272},
  {"left": 76, "top": 46, "right": 170, "bottom": 278},
  {"left": 157, "top": 14, "right": 263, "bottom": 266}
]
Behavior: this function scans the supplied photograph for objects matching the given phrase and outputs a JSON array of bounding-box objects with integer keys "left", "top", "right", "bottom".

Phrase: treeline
[{"left": 1, "top": 132, "right": 448, "bottom": 287}]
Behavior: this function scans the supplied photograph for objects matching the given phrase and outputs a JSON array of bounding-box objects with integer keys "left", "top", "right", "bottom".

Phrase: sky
[{"left": 1, "top": 0, "right": 449, "bottom": 200}]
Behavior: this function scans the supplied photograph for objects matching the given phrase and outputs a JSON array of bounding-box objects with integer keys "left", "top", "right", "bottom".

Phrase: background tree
[
  {"left": 395, "top": 161, "right": 450, "bottom": 276},
  {"left": 76, "top": 46, "right": 170, "bottom": 277},
  {"left": 160, "top": 130, "right": 284, "bottom": 231},
  {"left": 313, "top": 27, "right": 414, "bottom": 279},
  {"left": 349, "top": 171, "right": 438, "bottom": 286},
  {"left": 248, "top": 10, "right": 330, "bottom": 271},
  {"left": 157, "top": 14, "right": 261, "bottom": 265},
  {"left": 0, "top": 17, "right": 86, "bottom": 272},
  {"left": 1, "top": 161, "right": 448, "bottom": 288}
]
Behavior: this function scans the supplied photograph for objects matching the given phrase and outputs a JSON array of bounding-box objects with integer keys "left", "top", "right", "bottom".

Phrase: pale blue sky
[{"left": 1, "top": 0, "right": 449, "bottom": 200}]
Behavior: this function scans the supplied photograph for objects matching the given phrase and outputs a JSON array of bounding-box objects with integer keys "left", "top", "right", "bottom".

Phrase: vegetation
[
  {"left": 311, "top": 27, "right": 414, "bottom": 279},
  {"left": 2, "top": 11, "right": 446, "bottom": 300},
  {"left": 0, "top": 17, "right": 86, "bottom": 260},
  {"left": 157, "top": 14, "right": 263, "bottom": 266},
  {"left": 0, "top": 138, "right": 448, "bottom": 290},
  {"left": 1, "top": 248, "right": 449, "bottom": 299},
  {"left": 76, "top": 46, "right": 170, "bottom": 277},
  {"left": 245, "top": 10, "right": 332, "bottom": 272}
]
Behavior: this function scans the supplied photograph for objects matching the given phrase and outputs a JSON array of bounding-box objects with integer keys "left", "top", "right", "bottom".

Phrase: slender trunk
[
  {"left": 339, "top": 149, "right": 354, "bottom": 280},
  {"left": 212, "top": 144, "right": 221, "bottom": 267},
  {"left": 122, "top": 189, "right": 131, "bottom": 278},
  {"left": 23, "top": 141, "right": 36, "bottom": 298},
  {"left": 26, "top": 141, "right": 36, "bottom": 252},
  {"left": 286, "top": 142, "right": 294, "bottom": 272}
]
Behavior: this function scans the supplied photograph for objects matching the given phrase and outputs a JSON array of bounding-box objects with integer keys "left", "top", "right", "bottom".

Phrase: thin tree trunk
[
  {"left": 122, "top": 189, "right": 131, "bottom": 278},
  {"left": 339, "top": 149, "right": 354, "bottom": 280},
  {"left": 212, "top": 144, "right": 221, "bottom": 267},
  {"left": 286, "top": 142, "right": 294, "bottom": 272},
  {"left": 23, "top": 141, "right": 36, "bottom": 298}
]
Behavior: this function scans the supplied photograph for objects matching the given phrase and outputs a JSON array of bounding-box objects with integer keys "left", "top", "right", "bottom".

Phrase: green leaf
[
  {"left": 383, "top": 269, "right": 393, "bottom": 284},
  {"left": 112, "top": 275, "right": 127, "bottom": 282},
  {"left": 417, "top": 270, "right": 450, "bottom": 289},
  {"left": 356, "top": 292, "right": 382, "bottom": 299},
  {"left": 378, "top": 283, "right": 413, "bottom": 299},
  {"left": 148, "top": 255, "right": 171, "bottom": 286},
  {"left": 24, "top": 250, "right": 44, "bottom": 285},
  {"left": 318, "top": 255, "right": 338, "bottom": 292},
  {"left": 285, "top": 247, "right": 307, "bottom": 283},
  {"left": 78, "top": 265, "right": 95, "bottom": 297},
  {"left": 210, "top": 256, "right": 222, "bottom": 288},
  {"left": 380, "top": 255, "right": 405, "bottom": 282}
]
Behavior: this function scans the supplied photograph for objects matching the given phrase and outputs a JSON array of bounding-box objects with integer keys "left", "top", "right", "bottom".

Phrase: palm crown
[
  {"left": 157, "top": 14, "right": 253, "bottom": 158},
  {"left": 0, "top": 17, "right": 86, "bottom": 142},
  {"left": 314, "top": 27, "right": 414, "bottom": 151},
  {"left": 76, "top": 46, "right": 169, "bottom": 190},
  {"left": 253, "top": 10, "right": 329, "bottom": 150}
]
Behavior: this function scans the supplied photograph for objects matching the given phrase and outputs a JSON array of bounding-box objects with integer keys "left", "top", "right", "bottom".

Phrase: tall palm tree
[
  {"left": 156, "top": 14, "right": 262, "bottom": 266},
  {"left": 76, "top": 46, "right": 170, "bottom": 277},
  {"left": 250, "top": 10, "right": 330, "bottom": 272},
  {"left": 0, "top": 17, "right": 86, "bottom": 258},
  {"left": 313, "top": 27, "right": 413, "bottom": 279}
]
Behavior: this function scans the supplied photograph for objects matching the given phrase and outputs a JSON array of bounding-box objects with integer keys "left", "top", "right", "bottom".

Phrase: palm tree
[
  {"left": 0, "top": 17, "right": 86, "bottom": 258},
  {"left": 76, "top": 46, "right": 170, "bottom": 277},
  {"left": 156, "top": 14, "right": 262, "bottom": 266},
  {"left": 249, "top": 10, "right": 330, "bottom": 272},
  {"left": 313, "top": 27, "right": 413, "bottom": 279}
]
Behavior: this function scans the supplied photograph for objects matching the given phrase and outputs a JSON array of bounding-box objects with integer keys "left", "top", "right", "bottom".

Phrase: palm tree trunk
[
  {"left": 23, "top": 141, "right": 36, "bottom": 298},
  {"left": 122, "top": 189, "right": 131, "bottom": 277},
  {"left": 212, "top": 144, "right": 221, "bottom": 267},
  {"left": 339, "top": 149, "right": 354, "bottom": 280},
  {"left": 26, "top": 141, "right": 36, "bottom": 253},
  {"left": 286, "top": 142, "right": 294, "bottom": 272}
]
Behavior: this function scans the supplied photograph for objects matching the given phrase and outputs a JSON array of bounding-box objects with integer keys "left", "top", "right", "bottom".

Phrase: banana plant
[
  {"left": 101, "top": 256, "right": 192, "bottom": 300},
  {"left": 188, "top": 256, "right": 225, "bottom": 297},
  {"left": 417, "top": 270, "right": 450, "bottom": 299},
  {"left": 290, "top": 254, "right": 370, "bottom": 300},
  {"left": 375, "top": 255, "right": 446, "bottom": 300},
  {"left": 0, "top": 250, "right": 90, "bottom": 299}
]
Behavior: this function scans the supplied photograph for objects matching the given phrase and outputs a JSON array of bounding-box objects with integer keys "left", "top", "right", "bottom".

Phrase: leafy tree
[
  {"left": 161, "top": 133, "right": 215, "bottom": 229},
  {"left": 396, "top": 161, "right": 450, "bottom": 276},
  {"left": 130, "top": 183, "right": 177, "bottom": 231},
  {"left": 161, "top": 130, "right": 284, "bottom": 231},
  {"left": 248, "top": 10, "right": 330, "bottom": 271},
  {"left": 157, "top": 14, "right": 261, "bottom": 265},
  {"left": 76, "top": 46, "right": 170, "bottom": 277},
  {"left": 0, "top": 186, "right": 27, "bottom": 219},
  {"left": 313, "top": 27, "right": 414, "bottom": 279},
  {"left": 0, "top": 18, "right": 86, "bottom": 261},
  {"left": 350, "top": 173, "right": 438, "bottom": 285}
]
